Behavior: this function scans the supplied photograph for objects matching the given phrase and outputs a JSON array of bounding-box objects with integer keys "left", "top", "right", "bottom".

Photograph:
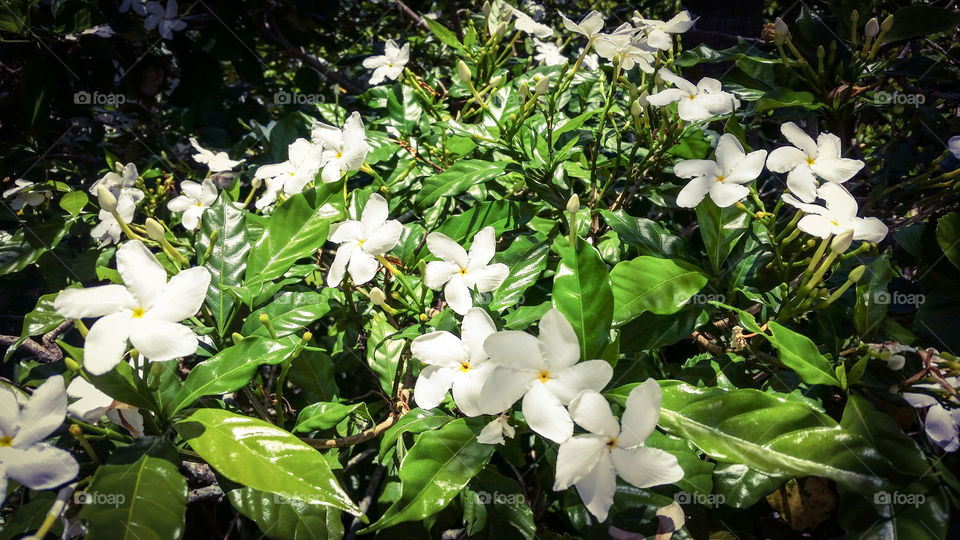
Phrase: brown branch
[
  {"left": 0, "top": 319, "right": 73, "bottom": 363},
  {"left": 394, "top": 0, "right": 428, "bottom": 28},
  {"left": 302, "top": 411, "right": 404, "bottom": 449}
]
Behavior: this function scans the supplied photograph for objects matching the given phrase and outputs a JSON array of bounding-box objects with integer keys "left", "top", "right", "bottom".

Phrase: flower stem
[{"left": 375, "top": 255, "right": 423, "bottom": 310}]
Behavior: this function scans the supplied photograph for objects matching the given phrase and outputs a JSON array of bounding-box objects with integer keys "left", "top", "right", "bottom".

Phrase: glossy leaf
[
  {"left": 228, "top": 486, "right": 345, "bottom": 540},
  {"left": 177, "top": 409, "right": 361, "bottom": 515},
  {"left": 552, "top": 241, "right": 614, "bottom": 361},
  {"left": 415, "top": 160, "right": 509, "bottom": 209},
  {"left": 241, "top": 289, "right": 334, "bottom": 338},
  {"left": 695, "top": 199, "right": 749, "bottom": 273},
  {"left": 490, "top": 235, "right": 548, "bottom": 311},
  {"left": 766, "top": 321, "right": 841, "bottom": 387},
  {"left": 610, "top": 256, "right": 708, "bottom": 326},
  {"left": 196, "top": 197, "right": 249, "bottom": 333}
]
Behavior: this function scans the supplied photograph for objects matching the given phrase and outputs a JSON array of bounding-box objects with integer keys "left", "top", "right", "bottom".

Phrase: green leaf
[
  {"left": 241, "top": 290, "right": 334, "bottom": 338},
  {"left": 59, "top": 191, "right": 87, "bottom": 217},
  {"left": 490, "top": 235, "right": 548, "bottom": 311},
  {"left": 695, "top": 199, "right": 749, "bottom": 273},
  {"left": 366, "top": 313, "right": 405, "bottom": 394},
  {"left": 935, "top": 212, "right": 960, "bottom": 271},
  {"left": 622, "top": 381, "right": 904, "bottom": 496},
  {"left": 609, "top": 256, "right": 708, "bottom": 326},
  {"left": 5, "top": 293, "right": 65, "bottom": 360},
  {"left": 712, "top": 463, "right": 786, "bottom": 508},
  {"left": 600, "top": 209, "right": 691, "bottom": 260},
  {"left": 378, "top": 408, "right": 453, "bottom": 461},
  {"left": 415, "top": 160, "right": 509, "bottom": 209},
  {"left": 766, "top": 321, "right": 841, "bottom": 387},
  {"left": 854, "top": 253, "right": 893, "bottom": 339},
  {"left": 430, "top": 200, "right": 533, "bottom": 246},
  {"left": 77, "top": 455, "right": 187, "bottom": 540},
  {"left": 552, "top": 241, "right": 613, "bottom": 361},
  {"left": 177, "top": 409, "right": 361, "bottom": 515},
  {"left": 751, "top": 88, "right": 821, "bottom": 113},
  {"left": 169, "top": 337, "right": 295, "bottom": 415},
  {"left": 294, "top": 402, "right": 371, "bottom": 433},
  {"left": 424, "top": 17, "right": 463, "bottom": 50},
  {"left": 464, "top": 470, "right": 535, "bottom": 539},
  {"left": 245, "top": 187, "right": 341, "bottom": 284},
  {"left": 228, "top": 486, "right": 345, "bottom": 540},
  {"left": 197, "top": 197, "right": 249, "bottom": 333},
  {"left": 365, "top": 419, "right": 494, "bottom": 531},
  {"left": 883, "top": 6, "right": 960, "bottom": 42}
]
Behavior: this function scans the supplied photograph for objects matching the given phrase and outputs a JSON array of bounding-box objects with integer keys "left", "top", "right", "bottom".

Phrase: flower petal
[
  {"left": 714, "top": 134, "right": 746, "bottom": 174},
  {"left": 796, "top": 215, "right": 834, "bottom": 239},
  {"left": 467, "top": 227, "right": 497, "bottom": 267},
  {"left": 786, "top": 166, "right": 819, "bottom": 203},
  {"left": 675, "top": 176, "right": 712, "bottom": 208},
  {"left": 461, "top": 308, "right": 497, "bottom": 364},
  {"left": 618, "top": 378, "right": 661, "bottom": 447},
  {"left": 568, "top": 390, "right": 620, "bottom": 437},
  {"left": 360, "top": 193, "right": 389, "bottom": 230},
  {"left": 781, "top": 122, "right": 817, "bottom": 157},
  {"left": 673, "top": 160, "right": 720, "bottom": 179},
  {"left": 574, "top": 450, "right": 617, "bottom": 522},
  {"left": 811, "top": 157, "right": 864, "bottom": 184},
  {"left": 13, "top": 376, "right": 67, "bottom": 448},
  {"left": 0, "top": 387, "right": 18, "bottom": 438},
  {"left": 54, "top": 285, "right": 136, "bottom": 318},
  {"left": 129, "top": 319, "right": 198, "bottom": 362},
  {"left": 725, "top": 149, "right": 767, "bottom": 184},
  {"left": 708, "top": 182, "right": 750, "bottom": 208},
  {"left": 467, "top": 263, "right": 509, "bottom": 293},
  {"left": 347, "top": 250, "right": 379, "bottom": 286},
  {"left": 547, "top": 360, "right": 614, "bottom": 404},
  {"left": 424, "top": 260, "right": 459, "bottom": 290},
  {"left": 361, "top": 220, "right": 402, "bottom": 256},
  {"left": 451, "top": 364, "right": 492, "bottom": 416},
  {"left": 326, "top": 244, "right": 353, "bottom": 287},
  {"left": 329, "top": 220, "right": 362, "bottom": 244},
  {"left": 444, "top": 273, "right": 473, "bottom": 315},
  {"left": 645, "top": 88, "right": 688, "bottom": 106},
  {"left": 426, "top": 232, "right": 468, "bottom": 267},
  {"left": 538, "top": 309, "right": 581, "bottom": 370},
  {"left": 924, "top": 405, "right": 960, "bottom": 452},
  {"left": 83, "top": 312, "right": 134, "bottom": 375},
  {"left": 147, "top": 267, "right": 211, "bottom": 322},
  {"left": 478, "top": 366, "right": 534, "bottom": 414},
  {"left": 484, "top": 331, "right": 546, "bottom": 371},
  {"left": 413, "top": 365, "right": 455, "bottom": 410},
  {"left": 1, "top": 445, "right": 78, "bottom": 490},
  {"left": 611, "top": 446, "right": 684, "bottom": 488},
  {"left": 766, "top": 146, "right": 807, "bottom": 173},
  {"left": 523, "top": 381, "right": 573, "bottom": 443},
  {"left": 411, "top": 331, "right": 466, "bottom": 368},
  {"left": 116, "top": 241, "right": 167, "bottom": 307},
  {"left": 553, "top": 434, "right": 607, "bottom": 490}
]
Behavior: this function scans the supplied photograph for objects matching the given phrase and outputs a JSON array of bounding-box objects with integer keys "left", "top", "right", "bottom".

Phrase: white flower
[
  {"left": 673, "top": 133, "right": 767, "bottom": 208},
  {"left": 311, "top": 112, "right": 372, "bottom": 184},
  {"left": 3, "top": 180, "right": 51, "bottom": 211},
  {"left": 254, "top": 138, "right": 324, "bottom": 209},
  {"left": 119, "top": 0, "right": 147, "bottom": 15},
  {"left": 559, "top": 10, "right": 604, "bottom": 42},
  {"left": 90, "top": 192, "right": 136, "bottom": 247},
  {"left": 166, "top": 178, "right": 218, "bottom": 230},
  {"left": 782, "top": 183, "right": 888, "bottom": 242},
  {"left": 326, "top": 193, "right": 402, "bottom": 287},
  {"left": 481, "top": 309, "right": 614, "bottom": 443},
  {"left": 89, "top": 163, "right": 145, "bottom": 205},
  {"left": 948, "top": 136, "right": 960, "bottom": 159},
  {"left": 188, "top": 138, "right": 243, "bottom": 172},
  {"left": 553, "top": 381, "right": 684, "bottom": 521},
  {"left": 533, "top": 39, "right": 567, "bottom": 66},
  {"left": 412, "top": 308, "right": 498, "bottom": 416},
  {"left": 53, "top": 240, "right": 211, "bottom": 375},
  {"left": 593, "top": 24, "right": 656, "bottom": 73},
  {"left": 66, "top": 378, "right": 144, "bottom": 437},
  {"left": 80, "top": 25, "right": 115, "bottom": 38},
  {"left": 477, "top": 413, "right": 516, "bottom": 445},
  {"left": 646, "top": 68, "right": 740, "bottom": 122},
  {"left": 766, "top": 122, "right": 865, "bottom": 202},
  {"left": 904, "top": 377, "right": 960, "bottom": 452},
  {"left": 0, "top": 376, "right": 79, "bottom": 503},
  {"left": 424, "top": 227, "right": 509, "bottom": 315},
  {"left": 144, "top": 0, "right": 186, "bottom": 40},
  {"left": 511, "top": 6, "right": 553, "bottom": 38},
  {"left": 362, "top": 40, "right": 410, "bottom": 85},
  {"left": 632, "top": 11, "right": 696, "bottom": 50}
]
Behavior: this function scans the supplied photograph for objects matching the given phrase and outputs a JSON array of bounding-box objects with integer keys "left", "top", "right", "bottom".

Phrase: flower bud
[
  {"left": 806, "top": 239, "right": 817, "bottom": 249},
  {"left": 848, "top": 265, "right": 866, "bottom": 283},
  {"left": 864, "top": 17, "right": 879, "bottom": 38},
  {"left": 518, "top": 82, "right": 529, "bottom": 99},
  {"left": 150, "top": 362, "right": 165, "bottom": 377},
  {"left": 391, "top": 291, "right": 400, "bottom": 299},
  {"left": 302, "top": 331, "right": 313, "bottom": 342},
  {"left": 482, "top": 1, "right": 491, "bottom": 17},
  {"left": 65, "top": 357, "right": 81, "bottom": 372},
  {"left": 534, "top": 75, "right": 550, "bottom": 95},
  {"left": 881, "top": 14, "right": 894, "bottom": 32},
  {"left": 566, "top": 194, "right": 580, "bottom": 214},
  {"left": 774, "top": 17, "right": 789, "bottom": 45},
  {"left": 630, "top": 100, "right": 644, "bottom": 118},
  {"left": 817, "top": 45, "right": 825, "bottom": 59},
  {"left": 370, "top": 287, "right": 387, "bottom": 305},
  {"left": 419, "top": 313, "right": 429, "bottom": 322},
  {"left": 850, "top": 10, "right": 859, "bottom": 25},
  {"left": 232, "top": 332, "right": 244, "bottom": 343},
  {"left": 489, "top": 75, "right": 503, "bottom": 87},
  {"left": 145, "top": 218, "right": 165, "bottom": 241},
  {"left": 96, "top": 185, "right": 117, "bottom": 213},
  {"left": 831, "top": 229, "right": 854, "bottom": 253},
  {"left": 494, "top": 22, "right": 507, "bottom": 39},
  {"left": 457, "top": 60, "right": 472, "bottom": 85},
  {"left": 252, "top": 176, "right": 263, "bottom": 189}
]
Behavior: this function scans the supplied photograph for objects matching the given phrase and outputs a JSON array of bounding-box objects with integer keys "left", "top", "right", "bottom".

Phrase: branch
[
  {"left": 0, "top": 319, "right": 73, "bottom": 363},
  {"left": 394, "top": 0, "right": 428, "bottom": 28},
  {"left": 301, "top": 411, "right": 404, "bottom": 449}
]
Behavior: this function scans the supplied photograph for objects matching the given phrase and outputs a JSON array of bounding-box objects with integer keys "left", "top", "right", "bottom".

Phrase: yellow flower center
[
  {"left": 806, "top": 157, "right": 816, "bottom": 166},
  {"left": 289, "top": 171, "right": 295, "bottom": 176},
  {"left": 357, "top": 239, "right": 365, "bottom": 246},
  {"left": 336, "top": 152, "right": 343, "bottom": 159},
  {"left": 460, "top": 362, "right": 471, "bottom": 372},
  {"left": 830, "top": 220, "right": 840, "bottom": 226},
  {"left": 195, "top": 201, "right": 202, "bottom": 207},
  {"left": 0, "top": 435, "right": 12, "bottom": 447},
  {"left": 605, "top": 437, "right": 618, "bottom": 449},
  {"left": 538, "top": 370, "right": 550, "bottom": 382},
  {"left": 688, "top": 94, "right": 696, "bottom": 100},
  {"left": 715, "top": 175, "right": 726, "bottom": 183},
  {"left": 459, "top": 268, "right": 467, "bottom": 275},
  {"left": 132, "top": 307, "right": 145, "bottom": 318}
]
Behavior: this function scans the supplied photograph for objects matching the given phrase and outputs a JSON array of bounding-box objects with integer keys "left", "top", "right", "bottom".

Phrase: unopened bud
[
  {"left": 145, "top": 218, "right": 165, "bottom": 241},
  {"left": 631, "top": 100, "right": 644, "bottom": 118},
  {"left": 457, "top": 60, "right": 472, "bottom": 84},
  {"left": 518, "top": 82, "right": 529, "bottom": 99},
  {"left": 391, "top": 291, "right": 400, "bottom": 299},
  {"left": 259, "top": 313, "right": 271, "bottom": 325},
  {"left": 251, "top": 176, "right": 263, "bottom": 189},
  {"left": 489, "top": 75, "right": 503, "bottom": 87},
  {"left": 566, "top": 194, "right": 580, "bottom": 214},
  {"left": 494, "top": 22, "right": 507, "bottom": 39},
  {"left": 848, "top": 265, "right": 866, "bottom": 283},
  {"left": 774, "top": 17, "right": 789, "bottom": 45},
  {"left": 880, "top": 14, "right": 894, "bottom": 32},
  {"left": 864, "top": 17, "right": 879, "bottom": 38},
  {"left": 370, "top": 287, "right": 387, "bottom": 305},
  {"left": 302, "top": 331, "right": 313, "bottom": 342},
  {"left": 65, "top": 357, "right": 81, "bottom": 372},
  {"left": 97, "top": 186, "right": 117, "bottom": 213},
  {"left": 817, "top": 45, "right": 825, "bottom": 59},
  {"left": 419, "top": 313, "right": 429, "bottom": 322},
  {"left": 482, "top": 1, "right": 491, "bottom": 17},
  {"left": 150, "top": 362, "right": 165, "bottom": 377},
  {"left": 805, "top": 239, "right": 816, "bottom": 249},
  {"left": 232, "top": 332, "right": 244, "bottom": 343},
  {"left": 850, "top": 10, "right": 859, "bottom": 25},
  {"left": 534, "top": 75, "right": 550, "bottom": 95},
  {"left": 831, "top": 229, "right": 854, "bottom": 253}
]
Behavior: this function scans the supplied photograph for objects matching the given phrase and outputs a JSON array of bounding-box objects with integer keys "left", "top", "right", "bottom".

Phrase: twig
[
  {"left": 0, "top": 319, "right": 73, "bottom": 362},
  {"left": 301, "top": 411, "right": 404, "bottom": 449}
]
